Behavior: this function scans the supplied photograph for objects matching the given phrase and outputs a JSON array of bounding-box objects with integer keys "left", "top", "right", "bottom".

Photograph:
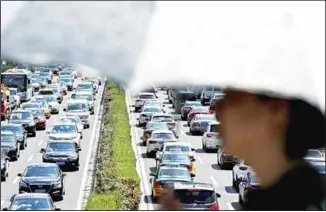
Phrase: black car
[
  {"left": 173, "top": 91, "right": 197, "bottom": 114},
  {"left": 1, "top": 148, "right": 10, "bottom": 181},
  {"left": 172, "top": 182, "right": 221, "bottom": 210},
  {"left": 238, "top": 172, "right": 260, "bottom": 205},
  {"left": 1, "top": 131, "right": 20, "bottom": 161},
  {"left": 17, "top": 163, "right": 66, "bottom": 200},
  {"left": 2, "top": 193, "right": 61, "bottom": 210},
  {"left": 9, "top": 110, "right": 36, "bottom": 137},
  {"left": 1, "top": 123, "right": 27, "bottom": 150},
  {"left": 41, "top": 141, "right": 81, "bottom": 170}
]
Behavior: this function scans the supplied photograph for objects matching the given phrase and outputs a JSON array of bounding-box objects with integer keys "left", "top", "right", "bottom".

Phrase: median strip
[{"left": 85, "top": 82, "right": 140, "bottom": 210}]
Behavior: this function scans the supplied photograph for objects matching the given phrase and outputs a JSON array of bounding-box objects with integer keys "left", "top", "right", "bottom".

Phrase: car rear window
[
  {"left": 174, "top": 189, "right": 216, "bottom": 204},
  {"left": 139, "top": 94, "right": 155, "bottom": 99},
  {"left": 166, "top": 145, "right": 190, "bottom": 152},
  {"left": 39, "top": 90, "right": 54, "bottom": 95},
  {"left": 159, "top": 169, "right": 190, "bottom": 178},
  {"left": 178, "top": 93, "right": 196, "bottom": 101},
  {"left": 210, "top": 124, "right": 220, "bottom": 132},
  {"left": 153, "top": 133, "right": 174, "bottom": 139}
]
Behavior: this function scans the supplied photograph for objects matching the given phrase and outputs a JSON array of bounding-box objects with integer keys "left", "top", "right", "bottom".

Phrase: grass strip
[{"left": 85, "top": 82, "right": 140, "bottom": 210}]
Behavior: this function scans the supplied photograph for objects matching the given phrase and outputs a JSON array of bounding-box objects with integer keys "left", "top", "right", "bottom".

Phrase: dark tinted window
[
  {"left": 165, "top": 145, "right": 190, "bottom": 152},
  {"left": 210, "top": 124, "right": 220, "bottom": 132},
  {"left": 39, "top": 90, "right": 54, "bottom": 95},
  {"left": 177, "top": 93, "right": 196, "bottom": 101},
  {"left": 175, "top": 189, "right": 216, "bottom": 204},
  {"left": 47, "top": 142, "right": 76, "bottom": 152},
  {"left": 24, "top": 166, "right": 59, "bottom": 177},
  {"left": 139, "top": 94, "right": 155, "bottom": 99}
]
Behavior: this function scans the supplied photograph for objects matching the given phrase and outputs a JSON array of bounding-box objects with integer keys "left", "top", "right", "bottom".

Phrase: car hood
[
  {"left": 22, "top": 177, "right": 60, "bottom": 184},
  {"left": 66, "top": 112, "right": 89, "bottom": 116},
  {"left": 45, "top": 151, "right": 77, "bottom": 157},
  {"left": 49, "top": 133, "right": 79, "bottom": 138}
]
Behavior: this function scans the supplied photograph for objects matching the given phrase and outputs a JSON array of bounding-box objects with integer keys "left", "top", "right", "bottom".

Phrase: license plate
[
  {"left": 35, "top": 189, "right": 46, "bottom": 193},
  {"left": 56, "top": 162, "right": 65, "bottom": 165}
]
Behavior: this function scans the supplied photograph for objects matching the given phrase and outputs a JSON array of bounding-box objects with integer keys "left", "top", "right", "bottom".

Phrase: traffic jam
[
  {"left": 130, "top": 87, "right": 326, "bottom": 210},
  {"left": 1, "top": 65, "right": 102, "bottom": 210}
]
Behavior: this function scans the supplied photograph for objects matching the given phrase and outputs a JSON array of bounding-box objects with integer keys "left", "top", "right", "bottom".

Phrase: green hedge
[{"left": 85, "top": 82, "right": 140, "bottom": 210}]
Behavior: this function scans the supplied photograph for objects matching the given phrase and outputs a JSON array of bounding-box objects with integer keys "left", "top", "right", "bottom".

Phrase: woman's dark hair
[{"left": 257, "top": 94, "right": 325, "bottom": 160}]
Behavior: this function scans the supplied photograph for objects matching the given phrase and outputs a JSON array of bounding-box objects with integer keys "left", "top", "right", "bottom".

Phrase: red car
[
  {"left": 187, "top": 106, "right": 211, "bottom": 126},
  {"left": 30, "top": 109, "right": 46, "bottom": 130}
]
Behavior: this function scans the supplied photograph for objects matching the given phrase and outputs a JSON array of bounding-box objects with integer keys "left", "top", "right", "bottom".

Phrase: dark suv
[
  {"left": 172, "top": 182, "right": 221, "bottom": 210},
  {"left": 173, "top": 91, "right": 197, "bottom": 114}
]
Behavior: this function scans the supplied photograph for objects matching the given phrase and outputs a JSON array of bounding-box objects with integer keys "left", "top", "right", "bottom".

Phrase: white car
[
  {"left": 9, "top": 88, "right": 21, "bottom": 107},
  {"left": 202, "top": 121, "right": 222, "bottom": 152},
  {"left": 150, "top": 113, "right": 177, "bottom": 135},
  {"left": 45, "top": 95, "right": 60, "bottom": 114},
  {"left": 146, "top": 130, "right": 177, "bottom": 158},
  {"left": 155, "top": 142, "right": 196, "bottom": 167},
  {"left": 65, "top": 99, "right": 91, "bottom": 128},
  {"left": 232, "top": 160, "right": 254, "bottom": 191},
  {"left": 58, "top": 116, "right": 84, "bottom": 139},
  {"left": 138, "top": 106, "right": 164, "bottom": 127},
  {"left": 46, "top": 123, "right": 81, "bottom": 148},
  {"left": 134, "top": 92, "right": 157, "bottom": 112}
]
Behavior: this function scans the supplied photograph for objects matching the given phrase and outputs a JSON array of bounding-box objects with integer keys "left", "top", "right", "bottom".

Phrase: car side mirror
[
  {"left": 149, "top": 173, "right": 155, "bottom": 177},
  {"left": 40, "top": 148, "right": 45, "bottom": 153},
  {"left": 77, "top": 148, "right": 82, "bottom": 152},
  {"left": 191, "top": 148, "right": 195, "bottom": 151},
  {"left": 190, "top": 173, "right": 196, "bottom": 178},
  {"left": 216, "top": 193, "right": 221, "bottom": 198},
  {"left": 54, "top": 206, "right": 61, "bottom": 211},
  {"left": 17, "top": 173, "right": 22, "bottom": 177}
]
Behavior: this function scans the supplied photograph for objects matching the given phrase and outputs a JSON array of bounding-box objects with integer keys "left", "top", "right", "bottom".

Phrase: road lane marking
[
  {"left": 76, "top": 81, "right": 105, "bottom": 210},
  {"left": 210, "top": 176, "right": 218, "bottom": 187},
  {"left": 12, "top": 177, "right": 19, "bottom": 185},
  {"left": 126, "top": 89, "right": 154, "bottom": 210},
  {"left": 1, "top": 200, "right": 3, "bottom": 207},
  {"left": 197, "top": 156, "right": 204, "bottom": 164},
  {"left": 27, "top": 154, "right": 34, "bottom": 162},
  {"left": 226, "top": 202, "right": 235, "bottom": 210}
]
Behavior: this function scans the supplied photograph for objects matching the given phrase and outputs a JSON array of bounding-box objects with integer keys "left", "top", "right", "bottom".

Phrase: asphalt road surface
[
  {"left": 127, "top": 89, "right": 242, "bottom": 210},
  {"left": 1, "top": 77, "right": 105, "bottom": 210}
]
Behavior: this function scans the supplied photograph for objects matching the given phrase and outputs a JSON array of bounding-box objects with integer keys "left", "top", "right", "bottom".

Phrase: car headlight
[
  {"left": 19, "top": 180, "right": 28, "bottom": 188},
  {"left": 53, "top": 180, "right": 62, "bottom": 188}
]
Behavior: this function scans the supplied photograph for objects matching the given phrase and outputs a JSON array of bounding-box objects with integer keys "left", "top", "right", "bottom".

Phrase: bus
[{"left": 0, "top": 69, "right": 33, "bottom": 102}]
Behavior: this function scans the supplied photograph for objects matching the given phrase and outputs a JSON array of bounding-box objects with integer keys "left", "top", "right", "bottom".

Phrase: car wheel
[
  {"left": 32, "top": 129, "right": 36, "bottom": 137},
  {"left": 25, "top": 139, "right": 27, "bottom": 147},
  {"left": 20, "top": 143, "right": 25, "bottom": 150},
  {"left": 239, "top": 194, "right": 243, "bottom": 205},
  {"left": 146, "top": 152, "right": 151, "bottom": 158},
  {"left": 1, "top": 175, "right": 5, "bottom": 182}
]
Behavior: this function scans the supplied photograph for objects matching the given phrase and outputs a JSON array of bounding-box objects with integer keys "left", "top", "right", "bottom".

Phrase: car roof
[
  {"left": 159, "top": 166, "right": 189, "bottom": 171},
  {"left": 138, "top": 92, "right": 155, "bottom": 95},
  {"left": 11, "top": 109, "right": 32, "bottom": 113},
  {"left": 173, "top": 182, "right": 215, "bottom": 190},
  {"left": 27, "top": 163, "right": 58, "bottom": 168},
  {"left": 152, "top": 130, "right": 174, "bottom": 134},
  {"left": 14, "top": 193, "right": 51, "bottom": 199},
  {"left": 164, "top": 142, "right": 191, "bottom": 147},
  {"left": 152, "top": 113, "right": 173, "bottom": 117},
  {"left": 1, "top": 131, "right": 15, "bottom": 135}
]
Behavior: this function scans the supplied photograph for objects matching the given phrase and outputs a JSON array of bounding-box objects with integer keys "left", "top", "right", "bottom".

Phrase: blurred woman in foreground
[{"left": 161, "top": 89, "right": 325, "bottom": 210}]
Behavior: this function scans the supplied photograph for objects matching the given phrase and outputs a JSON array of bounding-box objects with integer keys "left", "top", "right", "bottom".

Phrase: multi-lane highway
[
  {"left": 126, "top": 89, "right": 242, "bottom": 210},
  {"left": 1, "top": 76, "right": 105, "bottom": 210}
]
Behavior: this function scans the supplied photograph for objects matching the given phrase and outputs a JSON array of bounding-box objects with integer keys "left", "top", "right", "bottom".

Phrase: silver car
[
  {"left": 134, "top": 92, "right": 157, "bottom": 112},
  {"left": 189, "top": 114, "right": 217, "bottom": 135},
  {"left": 146, "top": 130, "right": 177, "bottom": 158},
  {"left": 138, "top": 106, "right": 164, "bottom": 127}
]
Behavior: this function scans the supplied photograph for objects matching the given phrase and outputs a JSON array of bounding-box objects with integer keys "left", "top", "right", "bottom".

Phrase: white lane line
[
  {"left": 226, "top": 202, "right": 235, "bottom": 210},
  {"left": 38, "top": 140, "right": 43, "bottom": 146},
  {"left": 27, "top": 154, "right": 34, "bottom": 162},
  {"left": 197, "top": 156, "right": 204, "bottom": 164},
  {"left": 210, "top": 176, "right": 218, "bottom": 187},
  {"left": 126, "top": 90, "right": 154, "bottom": 210},
  {"left": 76, "top": 82, "right": 105, "bottom": 210},
  {"left": 1, "top": 200, "right": 3, "bottom": 207},
  {"left": 12, "top": 177, "right": 19, "bottom": 185}
]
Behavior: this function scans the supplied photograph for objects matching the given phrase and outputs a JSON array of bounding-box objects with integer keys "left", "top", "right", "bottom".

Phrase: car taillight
[
  {"left": 149, "top": 140, "right": 156, "bottom": 144},
  {"left": 209, "top": 204, "right": 220, "bottom": 211},
  {"left": 155, "top": 181, "right": 162, "bottom": 188},
  {"left": 206, "top": 133, "right": 213, "bottom": 138},
  {"left": 187, "top": 165, "right": 193, "bottom": 171},
  {"left": 239, "top": 166, "right": 247, "bottom": 171},
  {"left": 190, "top": 155, "right": 195, "bottom": 160}
]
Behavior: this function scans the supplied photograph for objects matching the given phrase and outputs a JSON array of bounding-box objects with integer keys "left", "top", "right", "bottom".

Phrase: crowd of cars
[
  {"left": 1, "top": 64, "right": 102, "bottom": 210},
  {"left": 134, "top": 85, "right": 325, "bottom": 210}
]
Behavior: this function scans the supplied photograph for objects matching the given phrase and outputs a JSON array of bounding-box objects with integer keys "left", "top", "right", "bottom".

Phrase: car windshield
[
  {"left": 159, "top": 169, "right": 190, "bottom": 178},
  {"left": 1, "top": 125, "right": 21, "bottom": 133},
  {"left": 143, "top": 107, "right": 161, "bottom": 113},
  {"left": 39, "top": 90, "right": 53, "bottom": 95},
  {"left": 60, "top": 72, "right": 71, "bottom": 76},
  {"left": 9, "top": 89, "right": 17, "bottom": 95},
  {"left": 10, "top": 112, "right": 33, "bottom": 120},
  {"left": 139, "top": 94, "right": 155, "bottom": 99},
  {"left": 24, "top": 166, "right": 59, "bottom": 177},
  {"left": 51, "top": 125, "right": 77, "bottom": 134},
  {"left": 45, "top": 96, "right": 56, "bottom": 103},
  {"left": 185, "top": 102, "right": 202, "bottom": 107},
  {"left": 77, "top": 84, "right": 92, "bottom": 89},
  {"left": 195, "top": 115, "right": 216, "bottom": 121},
  {"left": 60, "top": 78, "right": 71, "bottom": 83},
  {"left": 152, "top": 116, "right": 173, "bottom": 122},
  {"left": 1, "top": 134, "right": 16, "bottom": 142},
  {"left": 162, "top": 154, "right": 190, "bottom": 163},
  {"left": 210, "top": 124, "right": 220, "bottom": 133},
  {"left": 67, "top": 103, "right": 88, "bottom": 111},
  {"left": 10, "top": 198, "right": 52, "bottom": 210},
  {"left": 144, "top": 102, "right": 160, "bottom": 107},
  {"left": 175, "top": 189, "right": 216, "bottom": 204},
  {"left": 31, "top": 110, "right": 43, "bottom": 117},
  {"left": 306, "top": 150, "right": 323, "bottom": 158},
  {"left": 146, "top": 123, "right": 169, "bottom": 130},
  {"left": 165, "top": 145, "right": 190, "bottom": 152},
  {"left": 21, "top": 104, "right": 40, "bottom": 110},
  {"left": 60, "top": 118, "right": 79, "bottom": 124},
  {"left": 47, "top": 142, "right": 75, "bottom": 152},
  {"left": 153, "top": 133, "right": 174, "bottom": 139},
  {"left": 75, "top": 94, "right": 92, "bottom": 101}
]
